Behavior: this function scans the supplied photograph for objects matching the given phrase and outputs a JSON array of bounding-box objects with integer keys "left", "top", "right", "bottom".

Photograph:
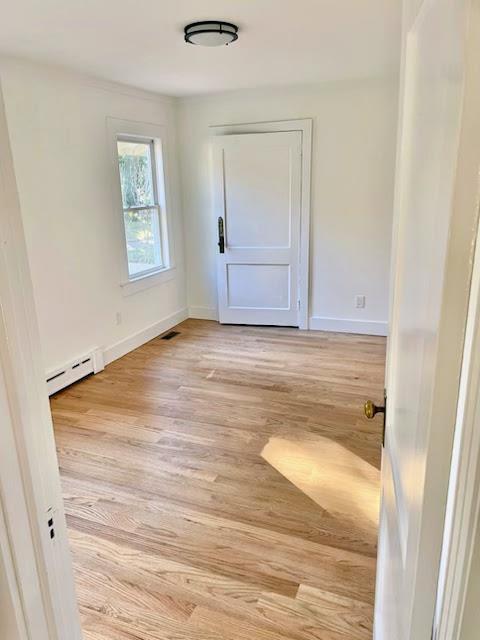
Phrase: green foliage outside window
[
  {"left": 124, "top": 210, "right": 156, "bottom": 266},
  {"left": 118, "top": 152, "right": 154, "bottom": 209},
  {"left": 118, "top": 145, "right": 160, "bottom": 269}
]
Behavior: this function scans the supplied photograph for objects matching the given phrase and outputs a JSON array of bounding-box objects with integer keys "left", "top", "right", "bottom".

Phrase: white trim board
[
  {"left": 106, "top": 117, "right": 178, "bottom": 290},
  {"left": 48, "top": 308, "right": 386, "bottom": 390},
  {"left": 434, "top": 200, "right": 480, "bottom": 639},
  {"left": 103, "top": 307, "right": 188, "bottom": 365},
  {"left": 0, "top": 79, "right": 82, "bottom": 640},
  {"left": 44, "top": 308, "right": 188, "bottom": 391},
  {"left": 209, "top": 119, "right": 312, "bottom": 330},
  {"left": 189, "top": 309, "right": 388, "bottom": 335},
  {"left": 187, "top": 309, "right": 388, "bottom": 335},
  {"left": 309, "top": 316, "right": 388, "bottom": 336},
  {"left": 0, "top": 496, "right": 29, "bottom": 640}
]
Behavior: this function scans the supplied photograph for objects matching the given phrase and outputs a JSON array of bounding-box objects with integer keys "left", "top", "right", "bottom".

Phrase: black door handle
[{"left": 218, "top": 217, "right": 225, "bottom": 254}]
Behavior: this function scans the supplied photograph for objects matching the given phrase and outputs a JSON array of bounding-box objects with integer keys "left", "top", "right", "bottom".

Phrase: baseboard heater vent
[
  {"left": 46, "top": 349, "right": 104, "bottom": 396},
  {"left": 161, "top": 331, "right": 180, "bottom": 340}
]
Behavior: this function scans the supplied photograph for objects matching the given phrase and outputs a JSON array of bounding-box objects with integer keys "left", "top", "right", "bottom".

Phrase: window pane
[
  {"left": 124, "top": 208, "right": 163, "bottom": 276},
  {"left": 117, "top": 140, "right": 155, "bottom": 208}
]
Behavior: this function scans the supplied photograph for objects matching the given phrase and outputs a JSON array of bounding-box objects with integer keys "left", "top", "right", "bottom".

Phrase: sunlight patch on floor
[{"left": 261, "top": 436, "right": 380, "bottom": 532}]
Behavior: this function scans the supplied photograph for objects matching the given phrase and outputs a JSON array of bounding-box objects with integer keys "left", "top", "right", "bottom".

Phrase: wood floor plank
[
  {"left": 68, "top": 528, "right": 269, "bottom": 608},
  {"left": 189, "top": 607, "right": 298, "bottom": 640},
  {"left": 59, "top": 452, "right": 378, "bottom": 557},
  {"left": 51, "top": 319, "right": 385, "bottom": 640},
  {"left": 63, "top": 497, "right": 375, "bottom": 603},
  {"left": 255, "top": 587, "right": 373, "bottom": 640},
  {"left": 66, "top": 514, "right": 302, "bottom": 598}
]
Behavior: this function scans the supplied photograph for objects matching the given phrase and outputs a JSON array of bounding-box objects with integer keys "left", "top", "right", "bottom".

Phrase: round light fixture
[{"left": 184, "top": 21, "right": 239, "bottom": 47}]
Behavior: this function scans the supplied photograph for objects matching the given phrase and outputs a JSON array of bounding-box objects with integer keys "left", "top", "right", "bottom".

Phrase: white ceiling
[{"left": 0, "top": 0, "right": 401, "bottom": 97}]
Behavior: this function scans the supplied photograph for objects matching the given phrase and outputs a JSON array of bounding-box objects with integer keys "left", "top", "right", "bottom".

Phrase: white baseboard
[
  {"left": 309, "top": 316, "right": 388, "bottom": 336},
  {"left": 48, "top": 309, "right": 385, "bottom": 392},
  {"left": 188, "top": 306, "right": 218, "bottom": 321},
  {"left": 104, "top": 307, "right": 189, "bottom": 365}
]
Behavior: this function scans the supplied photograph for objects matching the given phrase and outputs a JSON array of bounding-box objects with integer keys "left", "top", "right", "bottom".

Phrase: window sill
[{"left": 120, "top": 267, "right": 176, "bottom": 297}]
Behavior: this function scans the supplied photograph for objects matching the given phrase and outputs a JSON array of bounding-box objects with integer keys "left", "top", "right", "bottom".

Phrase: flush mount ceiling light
[{"left": 184, "top": 21, "right": 239, "bottom": 47}]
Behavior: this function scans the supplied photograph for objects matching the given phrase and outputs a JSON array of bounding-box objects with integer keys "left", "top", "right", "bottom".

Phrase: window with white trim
[{"left": 117, "top": 136, "right": 168, "bottom": 279}]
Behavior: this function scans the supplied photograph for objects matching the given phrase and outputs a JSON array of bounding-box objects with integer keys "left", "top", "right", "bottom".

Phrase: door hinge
[{"left": 297, "top": 299, "right": 301, "bottom": 310}]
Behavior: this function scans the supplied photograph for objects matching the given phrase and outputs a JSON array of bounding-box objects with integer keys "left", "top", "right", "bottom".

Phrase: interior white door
[
  {"left": 213, "top": 131, "right": 301, "bottom": 326},
  {"left": 374, "top": 1, "right": 476, "bottom": 639}
]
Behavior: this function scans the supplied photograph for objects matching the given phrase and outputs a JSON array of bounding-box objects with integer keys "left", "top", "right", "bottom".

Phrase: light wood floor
[{"left": 51, "top": 319, "right": 386, "bottom": 640}]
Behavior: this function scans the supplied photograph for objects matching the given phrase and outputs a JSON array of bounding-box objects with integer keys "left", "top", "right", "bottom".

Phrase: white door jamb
[
  {"left": 0, "top": 79, "right": 82, "bottom": 640},
  {"left": 435, "top": 207, "right": 480, "bottom": 640}
]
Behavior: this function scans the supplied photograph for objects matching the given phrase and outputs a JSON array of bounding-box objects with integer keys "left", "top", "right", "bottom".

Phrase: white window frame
[
  {"left": 117, "top": 135, "right": 164, "bottom": 279},
  {"left": 107, "top": 118, "right": 175, "bottom": 296}
]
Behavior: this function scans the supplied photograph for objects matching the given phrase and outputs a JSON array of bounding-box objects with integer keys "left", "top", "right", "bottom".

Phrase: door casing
[
  {"left": 210, "top": 119, "right": 312, "bottom": 330},
  {"left": 0, "top": 79, "right": 82, "bottom": 640},
  {"left": 212, "top": 130, "right": 302, "bottom": 327}
]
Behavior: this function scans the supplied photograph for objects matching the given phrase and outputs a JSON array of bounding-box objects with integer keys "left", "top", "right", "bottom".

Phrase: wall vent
[
  {"left": 161, "top": 331, "right": 180, "bottom": 340},
  {"left": 46, "top": 349, "right": 104, "bottom": 396}
]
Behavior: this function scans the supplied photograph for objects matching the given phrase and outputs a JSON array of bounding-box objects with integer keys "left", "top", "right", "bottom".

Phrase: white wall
[
  {"left": 178, "top": 80, "right": 398, "bottom": 334},
  {"left": 0, "top": 58, "right": 187, "bottom": 373},
  {"left": 0, "top": 60, "right": 398, "bottom": 375}
]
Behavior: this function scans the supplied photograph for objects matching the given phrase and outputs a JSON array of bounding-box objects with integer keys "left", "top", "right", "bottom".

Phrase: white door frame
[
  {"left": 210, "top": 119, "right": 312, "bottom": 330},
  {"left": 434, "top": 199, "right": 480, "bottom": 639},
  {"left": 0, "top": 516, "right": 22, "bottom": 640},
  {"left": 433, "top": 6, "right": 480, "bottom": 635},
  {"left": 0, "top": 81, "right": 82, "bottom": 639}
]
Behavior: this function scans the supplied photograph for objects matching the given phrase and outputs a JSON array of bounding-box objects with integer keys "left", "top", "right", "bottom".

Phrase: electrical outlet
[
  {"left": 355, "top": 295, "right": 366, "bottom": 309},
  {"left": 115, "top": 312, "right": 122, "bottom": 325}
]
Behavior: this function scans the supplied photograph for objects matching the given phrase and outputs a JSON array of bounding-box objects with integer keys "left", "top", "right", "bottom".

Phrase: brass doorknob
[{"left": 364, "top": 399, "right": 385, "bottom": 420}]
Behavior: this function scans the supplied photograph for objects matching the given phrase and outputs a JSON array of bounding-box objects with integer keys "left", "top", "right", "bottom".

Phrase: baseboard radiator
[{"left": 46, "top": 349, "right": 104, "bottom": 396}]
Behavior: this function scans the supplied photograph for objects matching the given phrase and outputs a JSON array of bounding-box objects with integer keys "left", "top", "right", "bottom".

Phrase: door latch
[{"left": 364, "top": 390, "right": 387, "bottom": 447}]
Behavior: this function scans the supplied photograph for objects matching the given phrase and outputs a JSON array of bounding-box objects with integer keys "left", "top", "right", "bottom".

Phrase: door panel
[
  {"left": 213, "top": 132, "right": 301, "bottom": 326},
  {"left": 227, "top": 264, "right": 290, "bottom": 309},
  {"left": 375, "top": 0, "right": 473, "bottom": 638},
  {"left": 224, "top": 146, "right": 292, "bottom": 248}
]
